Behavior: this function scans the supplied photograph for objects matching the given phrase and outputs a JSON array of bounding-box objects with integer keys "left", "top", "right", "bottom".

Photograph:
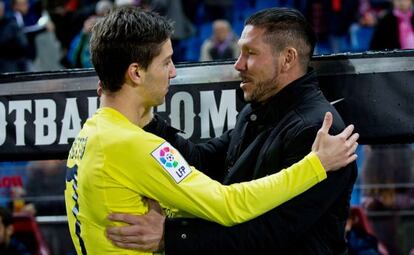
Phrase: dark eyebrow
[{"left": 164, "top": 53, "right": 173, "bottom": 62}]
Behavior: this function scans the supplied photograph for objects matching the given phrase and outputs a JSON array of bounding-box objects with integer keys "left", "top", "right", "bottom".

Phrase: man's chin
[
  {"left": 243, "top": 94, "right": 252, "bottom": 102},
  {"left": 150, "top": 97, "right": 165, "bottom": 107},
  {"left": 157, "top": 98, "right": 166, "bottom": 106}
]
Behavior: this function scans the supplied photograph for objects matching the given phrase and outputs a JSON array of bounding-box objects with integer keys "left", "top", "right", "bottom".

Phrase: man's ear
[
  {"left": 97, "top": 80, "right": 103, "bottom": 96},
  {"left": 126, "top": 63, "right": 143, "bottom": 86},
  {"left": 6, "top": 225, "right": 13, "bottom": 238},
  {"left": 282, "top": 47, "right": 298, "bottom": 72}
]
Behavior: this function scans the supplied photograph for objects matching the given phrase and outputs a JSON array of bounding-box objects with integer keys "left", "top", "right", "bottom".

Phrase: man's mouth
[{"left": 240, "top": 74, "right": 252, "bottom": 86}]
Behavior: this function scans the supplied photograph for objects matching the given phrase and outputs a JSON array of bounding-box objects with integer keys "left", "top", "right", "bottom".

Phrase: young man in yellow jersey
[{"left": 65, "top": 7, "right": 358, "bottom": 254}]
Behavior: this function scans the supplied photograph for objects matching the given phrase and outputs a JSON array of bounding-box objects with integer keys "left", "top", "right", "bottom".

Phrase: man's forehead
[
  {"left": 158, "top": 39, "right": 173, "bottom": 57},
  {"left": 239, "top": 25, "right": 265, "bottom": 46},
  {"left": 240, "top": 25, "right": 253, "bottom": 39},
  {"left": 240, "top": 25, "right": 265, "bottom": 40}
]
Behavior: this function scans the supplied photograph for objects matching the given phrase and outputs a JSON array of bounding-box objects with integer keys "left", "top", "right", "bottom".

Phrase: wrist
[
  {"left": 315, "top": 151, "right": 330, "bottom": 172},
  {"left": 156, "top": 215, "right": 166, "bottom": 252}
]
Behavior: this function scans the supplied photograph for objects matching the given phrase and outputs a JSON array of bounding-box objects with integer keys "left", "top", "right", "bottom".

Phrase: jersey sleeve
[{"left": 108, "top": 139, "right": 327, "bottom": 227}]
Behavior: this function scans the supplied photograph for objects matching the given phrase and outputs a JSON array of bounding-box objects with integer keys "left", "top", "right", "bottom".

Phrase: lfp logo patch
[
  {"left": 159, "top": 147, "right": 178, "bottom": 168},
  {"left": 151, "top": 142, "right": 192, "bottom": 183}
]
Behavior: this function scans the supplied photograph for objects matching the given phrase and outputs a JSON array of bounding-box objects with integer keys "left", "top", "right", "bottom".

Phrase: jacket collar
[{"left": 245, "top": 69, "right": 319, "bottom": 124}]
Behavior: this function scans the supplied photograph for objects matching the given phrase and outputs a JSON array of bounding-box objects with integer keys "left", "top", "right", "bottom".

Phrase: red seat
[
  {"left": 12, "top": 213, "right": 51, "bottom": 255},
  {"left": 350, "top": 206, "right": 375, "bottom": 235},
  {"left": 350, "top": 206, "right": 389, "bottom": 255}
]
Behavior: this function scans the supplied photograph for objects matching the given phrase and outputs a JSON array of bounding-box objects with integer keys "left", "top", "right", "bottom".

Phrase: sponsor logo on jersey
[{"left": 151, "top": 142, "right": 192, "bottom": 183}]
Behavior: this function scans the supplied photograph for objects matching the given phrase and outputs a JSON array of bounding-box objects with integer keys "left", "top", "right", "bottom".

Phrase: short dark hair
[
  {"left": 90, "top": 7, "right": 173, "bottom": 92},
  {"left": 245, "top": 7, "right": 316, "bottom": 69},
  {"left": 0, "top": 207, "right": 13, "bottom": 227}
]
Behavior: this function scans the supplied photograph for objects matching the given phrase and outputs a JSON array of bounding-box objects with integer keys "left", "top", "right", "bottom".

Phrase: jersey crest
[{"left": 151, "top": 142, "right": 192, "bottom": 183}]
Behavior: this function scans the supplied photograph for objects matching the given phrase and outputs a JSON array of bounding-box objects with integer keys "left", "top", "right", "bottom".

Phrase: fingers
[
  {"left": 106, "top": 228, "right": 140, "bottom": 242},
  {"left": 111, "top": 241, "right": 157, "bottom": 252},
  {"left": 107, "top": 224, "right": 141, "bottom": 237},
  {"left": 344, "top": 132, "right": 359, "bottom": 157},
  {"left": 348, "top": 132, "right": 359, "bottom": 145},
  {"left": 345, "top": 154, "right": 358, "bottom": 165},
  {"left": 320, "top": 112, "right": 333, "bottom": 134},
  {"left": 106, "top": 225, "right": 162, "bottom": 252},
  {"left": 112, "top": 241, "right": 141, "bottom": 250},
  {"left": 339, "top": 133, "right": 359, "bottom": 167},
  {"left": 108, "top": 213, "right": 141, "bottom": 225},
  {"left": 339, "top": 124, "right": 355, "bottom": 140},
  {"left": 312, "top": 112, "right": 331, "bottom": 151},
  {"left": 146, "top": 198, "right": 163, "bottom": 214},
  {"left": 348, "top": 141, "right": 359, "bottom": 156},
  {"left": 312, "top": 130, "right": 321, "bottom": 152},
  {"left": 312, "top": 112, "right": 333, "bottom": 152}
]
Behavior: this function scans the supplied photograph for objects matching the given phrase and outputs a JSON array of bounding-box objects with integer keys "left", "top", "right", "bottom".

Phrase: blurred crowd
[{"left": 0, "top": 0, "right": 413, "bottom": 74}]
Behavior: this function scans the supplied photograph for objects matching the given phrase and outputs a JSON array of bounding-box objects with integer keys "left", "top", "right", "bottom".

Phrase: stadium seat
[
  {"left": 350, "top": 206, "right": 389, "bottom": 255},
  {"left": 350, "top": 24, "right": 374, "bottom": 52},
  {"left": 12, "top": 213, "right": 51, "bottom": 255}
]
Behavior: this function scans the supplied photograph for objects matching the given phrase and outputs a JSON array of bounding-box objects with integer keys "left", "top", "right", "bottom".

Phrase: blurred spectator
[
  {"left": 358, "top": 0, "right": 379, "bottom": 27},
  {"left": 361, "top": 144, "right": 414, "bottom": 255},
  {"left": 346, "top": 208, "right": 381, "bottom": 255},
  {"left": 47, "top": 0, "right": 99, "bottom": 68},
  {"left": 0, "top": 0, "right": 28, "bottom": 73},
  {"left": 11, "top": 0, "right": 54, "bottom": 71},
  {"left": 67, "top": 0, "right": 112, "bottom": 68},
  {"left": 361, "top": 144, "right": 414, "bottom": 211},
  {"left": 200, "top": 19, "right": 239, "bottom": 61},
  {"left": 203, "top": 0, "right": 234, "bottom": 22},
  {"left": 22, "top": 160, "right": 72, "bottom": 255},
  {"left": 299, "top": 0, "right": 359, "bottom": 54},
  {"left": 349, "top": 0, "right": 378, "bottom": 52},
  {"left": 95, "top": 0, "right": 112, "bottom": 18},
  {"left": 370, "top": 0, "right": 414, "bottom": 50},
  {"left": 0, "top": 206, "right": 31, "bottom": 255},
  {"left": 23, "top": 160, "right": 66, "bottom": 216},
  {"left": 0, "top": 162, "right": 29, "bottom": 211},
  {"left": 182, "top": 0, "right": 200, "bottom": 24},
  {"left": 150, "top": 0, "right": 195, "bottom": 62}
]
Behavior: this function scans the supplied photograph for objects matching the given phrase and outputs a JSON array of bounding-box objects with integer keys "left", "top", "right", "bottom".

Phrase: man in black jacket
[
  {"left": 0, "top": 0, "right": 28, "bottom": 73},
  {"left": 106, "top": 7, "right": 357, "bottom": 254},
  {"left": 370, "top": 0, "right": 414, "bottom": 50}
]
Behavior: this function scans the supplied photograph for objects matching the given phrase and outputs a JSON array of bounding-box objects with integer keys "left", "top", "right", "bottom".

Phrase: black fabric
[
  {"left": 145, "top": 70, "right": 358, "bottom": 254},
  {"left": 209, "top": 47, "right": 235, "bottom": 60},
  {"left": 0, "top": 17, "right": 28, "bottom": 72},
  {"left": 317, "top": 71, "right": 414, "bottom": 144},
  {"left": 0, "top": 238, "right": 31, "bottom": 255}
]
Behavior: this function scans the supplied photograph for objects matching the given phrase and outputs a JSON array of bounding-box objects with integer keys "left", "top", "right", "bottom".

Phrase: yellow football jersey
[{"left": 65, "top": 107, "right": 326, "bottom": 254}]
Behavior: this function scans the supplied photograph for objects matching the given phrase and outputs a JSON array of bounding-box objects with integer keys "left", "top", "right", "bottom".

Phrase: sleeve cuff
[{"left": 306, "top": 152, "right": 327, "bottom": 182}]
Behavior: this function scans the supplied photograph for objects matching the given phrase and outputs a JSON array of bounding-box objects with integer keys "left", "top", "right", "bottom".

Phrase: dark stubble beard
[{"left": 246, "top": 74, "right": 279, "bottom": 104}]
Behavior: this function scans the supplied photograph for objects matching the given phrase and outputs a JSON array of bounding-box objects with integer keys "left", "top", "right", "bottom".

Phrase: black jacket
[
  {"left": 0, "top": 238, "right": 31, "bottom": 255},
  {"left": 0, "top": 17, "right": 28, "bottom": 73},
  {"left": 370, "top": 11, "right": 414, "bottom": 50},
  {"left": 145, "top": 70, "right": 357, "bottom": 254}
]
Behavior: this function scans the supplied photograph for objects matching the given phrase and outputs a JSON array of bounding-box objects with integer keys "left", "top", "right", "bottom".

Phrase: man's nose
[
  {"left": 169, "top": 62, "right": 177, "bottom": 79},
  {"left": 234, "top": 55, "right": 246, "bottom": 71}
]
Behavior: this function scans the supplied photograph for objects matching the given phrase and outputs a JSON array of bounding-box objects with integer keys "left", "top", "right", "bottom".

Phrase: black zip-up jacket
[{"left": 144, "top": 70, "right": 357, "bottom": 254}]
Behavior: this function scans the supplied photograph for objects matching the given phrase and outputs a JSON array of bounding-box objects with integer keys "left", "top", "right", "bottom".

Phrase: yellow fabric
[{"left": 65, "top": 107, "right": 327, "bottom": 254}]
